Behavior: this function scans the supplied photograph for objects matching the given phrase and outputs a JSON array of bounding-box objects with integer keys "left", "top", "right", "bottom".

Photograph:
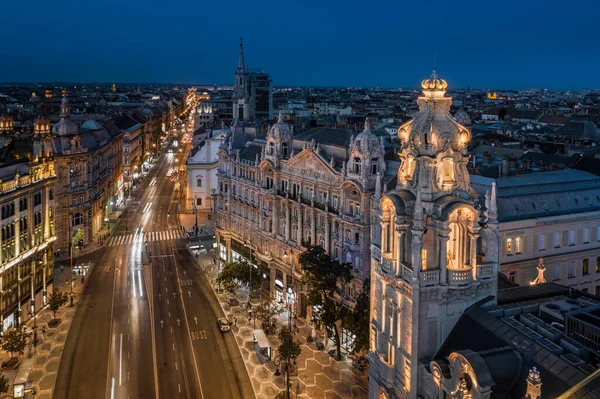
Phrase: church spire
[{"left": 237, "top": 36, "right": 245, "bottom": 72}]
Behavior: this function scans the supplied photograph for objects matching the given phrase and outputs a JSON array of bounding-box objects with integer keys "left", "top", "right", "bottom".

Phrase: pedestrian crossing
[{"left": 107, "top": 230, "right": 185, "bottom": 247}]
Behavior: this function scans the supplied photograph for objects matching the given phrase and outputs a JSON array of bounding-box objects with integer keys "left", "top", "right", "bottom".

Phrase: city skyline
[{"left": 2, "top": 0, "right": 599, "bottom": 90}]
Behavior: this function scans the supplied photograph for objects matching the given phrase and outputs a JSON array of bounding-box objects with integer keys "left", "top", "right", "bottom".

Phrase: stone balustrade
[
  {"left": 401, "top": 263, "right": 413, "bottom": 282},
  {"left": 447, "top": 266, "right": 473, "bottom": 286},
  {"left": 476, "top": 262, "right": 496, "bottom": 279},
  {"left": 420, "top": 269, "right": 440, "bottom": 286},
  {"left": 381, "top": 257, "right": 395, "bottom": 274}
]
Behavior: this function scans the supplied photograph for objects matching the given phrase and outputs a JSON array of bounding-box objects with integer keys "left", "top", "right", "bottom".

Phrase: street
[{"left": 54, "top": 140, "right": 253, "bottom": 399}]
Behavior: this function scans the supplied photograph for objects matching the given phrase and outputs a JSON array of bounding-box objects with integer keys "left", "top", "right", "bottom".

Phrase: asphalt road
[{"left": 54, "top": 140, "right": 254, "bottom": 399}]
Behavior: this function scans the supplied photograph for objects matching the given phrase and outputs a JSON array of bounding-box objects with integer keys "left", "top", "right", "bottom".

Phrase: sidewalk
[
  {"left": 0, "top": 265, "right": 90, "bottom": 399},
  {"left": 195, "top": 254, "right": 369, "bottom": 399}
]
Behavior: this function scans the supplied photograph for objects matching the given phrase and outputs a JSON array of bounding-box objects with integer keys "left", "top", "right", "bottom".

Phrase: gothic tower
[
  {"left": 232, "top": 37, "right": 249, "bottom": 121},
  {"left": 368, "top": 69, "right": 499, "bottom": 399}
]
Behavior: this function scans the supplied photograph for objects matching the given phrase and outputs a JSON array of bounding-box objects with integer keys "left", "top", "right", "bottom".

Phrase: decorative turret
[
  {"left": 33, "top": 114, "right": 53, "bottom": 161},
  {"left": 53, "top": 97, "right": 78, "bottom": 136},
  {"left": 397, "top": 69, "right": 472, "bottom": 196},
  {"left": 0, "top": 105, "right": 14, "bottom": 148},
  {"left": 347, "top": 117, "right": 385, "bottom": 190},
  {"left": 264, "top": 111, "right": 292, "bottom": 163}
]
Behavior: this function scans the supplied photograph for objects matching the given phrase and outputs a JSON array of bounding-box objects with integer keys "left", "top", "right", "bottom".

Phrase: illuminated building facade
[
  {"left": 0, "top": 112, "right": 55, "bottom": 330},
  {"left": 215, "top": 113, "right": 386, "bottom": 331},
  {"left": 53, "top": 97, "right": 125, "bottom": 255},
  {"left": 368, "top": 70, "right": 499, "bottom": 398}
]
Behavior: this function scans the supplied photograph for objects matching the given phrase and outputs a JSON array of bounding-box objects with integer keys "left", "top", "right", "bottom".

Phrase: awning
[{"left": 253, "top": 329, "right": 270, "bottom": 350}]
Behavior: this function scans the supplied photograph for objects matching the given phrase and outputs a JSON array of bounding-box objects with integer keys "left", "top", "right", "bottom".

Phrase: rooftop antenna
[{"left": 433, "top": 48, "right": 437, "bottom": 70}]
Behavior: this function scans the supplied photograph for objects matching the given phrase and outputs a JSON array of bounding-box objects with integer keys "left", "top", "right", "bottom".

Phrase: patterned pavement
[{"left": 199, "top": 257, "right": 369, "bottom": 399}]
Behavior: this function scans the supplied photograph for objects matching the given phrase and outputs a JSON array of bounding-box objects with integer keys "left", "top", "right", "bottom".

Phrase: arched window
[
  {"left": 48, "top": 189, "right": 54, "bottom": 200},
  {"left": 282, "top": 142, "right": 289, "bottom": 158},
  {"left": 268, "top": 142, "right": 275, "bottom": 155},
  {"left": 196, "top": 177, "right": 202, "bottom": 187},
  {"left": 371, "top": 158, "right": 379, "bottom": 175},
  {"left": 442, "top": 157, "right": 454, "bottom": 185},
  {"left": 353, "top": 157, "right": 361, "bottom": 174},
  {"left": 406, "top": 156, "right": 416, "bottom": 179}
]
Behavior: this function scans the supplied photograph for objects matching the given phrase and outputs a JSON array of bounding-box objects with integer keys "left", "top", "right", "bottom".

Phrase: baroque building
[
  {"left": 215, "top": 113, "right": 386, "bottom": 345},
  {"left": 0, "top": 111, "right": 55, "bottom": 330},
  {"left": 368, "top": 70, "right": 500, "bottom": 398},
  {"left": 52, "top": 97, "right": 125, "bottom": 255}
]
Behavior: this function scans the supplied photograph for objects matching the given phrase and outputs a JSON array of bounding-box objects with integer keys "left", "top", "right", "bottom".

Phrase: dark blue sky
[{"left": 2, "top": 0, "right": 599, "bottom": 90}]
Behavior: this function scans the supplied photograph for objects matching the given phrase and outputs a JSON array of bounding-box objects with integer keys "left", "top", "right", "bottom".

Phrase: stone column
[
  {"left": 311, "top": 212, "right": 317, "bottom": 245},
  {"left": 324, "top": 216, "right": 331, "bottom": 253},
  {"left": 285, "top": 202, "right": 291, "bottom": 241},
  {"left": 439, "top": 232, "right": 449, "bottom": 284},
  {"left": 396, "top": 230, "right": 405, "bottom": 275},
  {"left": 258, "top": 196, "right": 263, "bottom": 230},
  {"left": 298, "top": 207, "right": 304, "bottom": 243},
  {"left": 225, "top": 237, "right": 232, "bottom": 263},
  {"left": 470, "top": 232, "right": 479, "bottom": 279},
  {"left": 411, "top": 230, "right": 423, "bottom": 278}
]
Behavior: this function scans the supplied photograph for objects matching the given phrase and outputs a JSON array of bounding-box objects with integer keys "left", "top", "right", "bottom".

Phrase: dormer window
[
  {"left": 371, "top": 158, "right": 379, "bottom": 175},
  {"left": 353, "top": 157, "right": 361, "bottom": 174},
  {"left": 282, "top": 142, "right": 289, "bottom": 158}
]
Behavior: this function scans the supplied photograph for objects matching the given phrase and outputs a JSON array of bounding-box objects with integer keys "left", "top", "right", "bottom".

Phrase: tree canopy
[
  {"left": 217, "top": 258, "right": 262, "bottom": 295},
  {"left": 343, "top": 278, "right": 370, "bottom": 355},
  {"left": 299, "top": 243, "right": 352, "bottom": 360},
  {"left": 1, "top": 325, "right": 31, "bottom": 358}
]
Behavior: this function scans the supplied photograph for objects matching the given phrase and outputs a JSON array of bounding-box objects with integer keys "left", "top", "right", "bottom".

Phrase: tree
[
  {"left": 0, "top": 373, "right": 8, "bottom": 393},
  {"left": 343, "top": 278, "right": 370, "bottom": 355},
  {"left": 1, "top": 325, "right": 31, "bottom": 358},
  {"left": 217, "top": 259, "right": 262, "bottom": 295},
  {"left": 254, "top": 297, "right": 283, "bottom": 333},
  {"left": 299, "top": 243, "right": 352, "bottom": 360},
  {"left": 48, "top": 290, "right": 68, "bottom": 319},
  {"left": 277, "top": 326, "right": 302, "bottom": 361}
]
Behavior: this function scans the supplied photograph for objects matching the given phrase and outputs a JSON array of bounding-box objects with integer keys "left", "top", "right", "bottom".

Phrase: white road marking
[
  {"left": 119, "top": 333, "right": 123, "bottom": 385},
  {"left": 138, "top": 270, "right": 143, "bottom": 297}
]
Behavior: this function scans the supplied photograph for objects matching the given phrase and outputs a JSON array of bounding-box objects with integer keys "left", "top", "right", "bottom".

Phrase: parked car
[{"left": 217, "top": 318, "right": 231, "bottom": 332}]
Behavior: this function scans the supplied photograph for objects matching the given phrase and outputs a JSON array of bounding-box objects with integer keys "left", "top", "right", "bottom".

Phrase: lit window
[
  {"left": 506, "top": 238, "right": 513, "bottom": 255},
  {"left": 515, "top": 237, "right": 522, "bottom": 254},
  {"left": 583, "top": 258, "right": 589, "bottom": 275}
]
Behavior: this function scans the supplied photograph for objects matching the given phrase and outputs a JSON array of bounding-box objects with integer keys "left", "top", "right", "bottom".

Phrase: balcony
[
  {"left": 420, "top": 269, "right": 440, "bottom": 286},
  {"left": 401, "top": 263, "right": 413, "bottom": 282},
  {"left": 447, "top": 267, "right": 473, "bottom": 286},
  {"left": 381, "top": 257, "right": 395, "bottom": 274},
  {"left": 476, "top": 262, "right": 496, "bottom": 280}
]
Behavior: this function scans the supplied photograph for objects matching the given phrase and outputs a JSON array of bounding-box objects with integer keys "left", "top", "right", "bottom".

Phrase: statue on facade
[{"left": 532, "top": 258, "right": 546, "bottom": 285}]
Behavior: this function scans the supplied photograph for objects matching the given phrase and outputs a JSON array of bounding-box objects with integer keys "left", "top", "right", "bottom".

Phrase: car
[
  {"left": 167, "top": 168, "right": 173, "bottom": 177},
  {"left": 217, "top": 318, "right": 231, "bottom": 332},
  {"left": 168, "top": 149, "right": 173, "bottom": 153}
]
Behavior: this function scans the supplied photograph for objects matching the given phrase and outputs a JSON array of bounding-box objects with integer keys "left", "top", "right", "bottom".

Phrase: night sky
[{"left": 2, "top": 0, "right": 599, "bottom": 90}]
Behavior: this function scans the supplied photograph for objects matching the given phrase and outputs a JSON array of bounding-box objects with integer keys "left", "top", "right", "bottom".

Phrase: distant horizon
[{"left": 0, "top": 81, "right": 595, "bottom": 93}]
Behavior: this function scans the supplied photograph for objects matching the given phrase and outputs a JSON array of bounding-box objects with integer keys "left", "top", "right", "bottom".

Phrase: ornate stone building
[
  {"left": 215, "top": 113, "right": 386, "bottom": 340},
  {"left": 0, "top": 111, "right": 55, "bottom": 330},
  {"left": 52, "top": 97, "right": 125, "bottom": 255},
  {"left": 368, "top": 70, "right": 500, "bottom": 398}
]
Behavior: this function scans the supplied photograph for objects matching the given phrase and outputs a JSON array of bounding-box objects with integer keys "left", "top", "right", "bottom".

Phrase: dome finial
[
  {"left": 421, "top": 68, "right": 448, "bottom": 94},
  {"left": 278, "top": 110, "right": 283, "bottom": 122},
  {"left": 364, "top": 117, "right": 370, "bottom": 131}
]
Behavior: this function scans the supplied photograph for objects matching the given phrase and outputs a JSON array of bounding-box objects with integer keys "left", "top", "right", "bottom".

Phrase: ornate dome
[
  {"left": 421, "top": 68, "right": 448, "bottom": 92},
  {"left": 53, "top": 97, "right": 78, "bottom": 136},
  {"left": 453, "top": 108, "right": 472, "bottom": 126},
  {"left": 267, "top": 111, "right": 292, "bottom": 140},
  {"left": 352, "top": 118, "right": 382, "bottom": 154}
]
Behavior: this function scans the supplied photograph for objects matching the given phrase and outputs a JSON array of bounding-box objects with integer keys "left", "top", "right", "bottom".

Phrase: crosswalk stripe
[{"left": 109, "top": 237, "right": 117, "bottom": 246}]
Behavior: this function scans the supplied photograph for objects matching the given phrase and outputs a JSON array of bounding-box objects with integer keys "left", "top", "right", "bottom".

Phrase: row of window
[
  {"left": 1, "top": 190, "right": 51, "bottom": 221},
  {"left": 506, "top": 226, "right": 600, "bottom": 255}
]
